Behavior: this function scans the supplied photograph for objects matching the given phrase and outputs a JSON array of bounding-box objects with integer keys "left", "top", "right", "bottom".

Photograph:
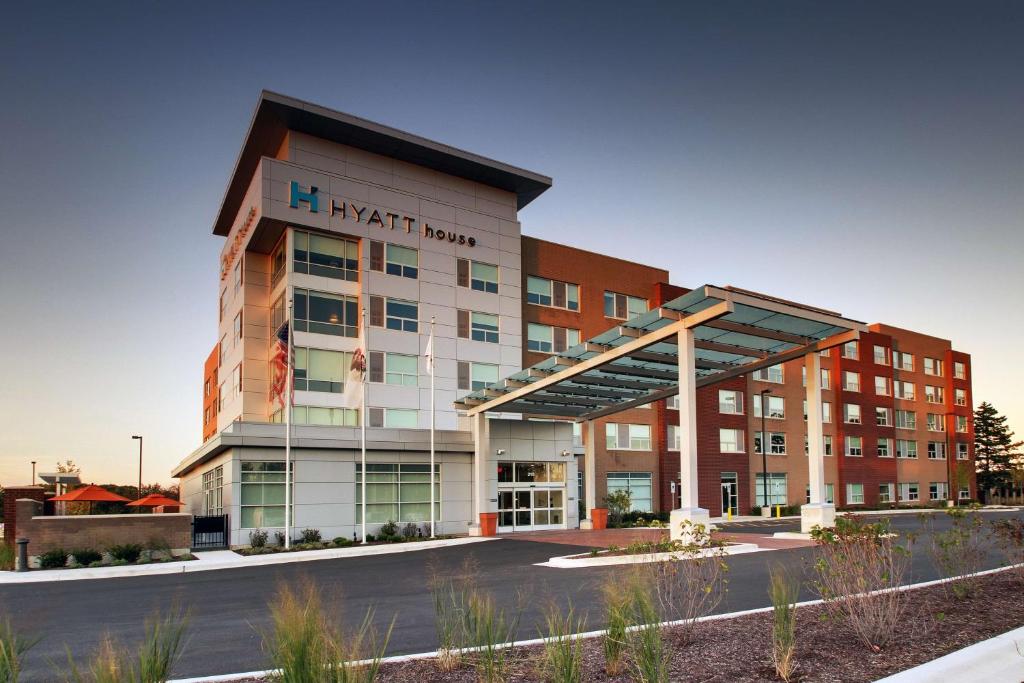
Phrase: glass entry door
[
  {"left": 497, "top": 488, "right": 566, "bottom": 532},
  {"left": 721, "top": 472, "right": 738, "bottom": 516}
]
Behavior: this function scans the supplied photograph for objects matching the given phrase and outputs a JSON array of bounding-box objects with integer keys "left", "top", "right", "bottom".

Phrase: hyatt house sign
[{"left": 289, "top": 181, "right": 477, "bottom": 247}]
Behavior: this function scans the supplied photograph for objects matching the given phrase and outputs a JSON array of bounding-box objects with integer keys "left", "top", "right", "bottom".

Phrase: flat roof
[
  {"left": 455, "top": 285, "right": 868, "bottom": 420},
  {"left": 212, "top": 91, "right": 553, "bottom": 236}
]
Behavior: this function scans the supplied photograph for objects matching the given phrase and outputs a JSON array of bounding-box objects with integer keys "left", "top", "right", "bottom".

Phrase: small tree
[
  {"left": 974, "top": 402, "right": 1023, "bottom": 494},
  {"left": 604, "top": 490, "right": 632, "bottom": 527}
]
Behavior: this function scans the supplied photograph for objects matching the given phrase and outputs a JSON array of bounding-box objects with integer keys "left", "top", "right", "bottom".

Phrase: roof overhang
[
  {"left": 212, "top": 90, "right": 553, "bottom": 236},
  {"left": 455, "top": 285, "right": 868, "bottom": 421}
]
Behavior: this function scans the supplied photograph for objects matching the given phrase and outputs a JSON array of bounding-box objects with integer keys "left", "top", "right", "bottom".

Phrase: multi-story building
[{"left": 178, "top": 91, "right": 975, "bottom": 545}]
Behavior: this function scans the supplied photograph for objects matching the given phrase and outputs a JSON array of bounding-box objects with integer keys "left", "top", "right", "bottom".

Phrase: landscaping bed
[{"left": 370, "top": 570, "right": 1024, "bottom": 682}]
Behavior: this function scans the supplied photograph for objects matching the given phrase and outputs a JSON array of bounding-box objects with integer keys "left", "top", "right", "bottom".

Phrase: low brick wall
[
  {"left": 2, "top": 487, "right": 46, "bottom": 544},
  {"left": 15, "top": 499, "right": 192, "bottom": 562}
]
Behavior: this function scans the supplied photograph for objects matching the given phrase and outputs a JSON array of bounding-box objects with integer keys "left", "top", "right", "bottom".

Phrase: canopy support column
[
  {"left": 468, "top": 413, "right": 493, "bottom": 536},
  {"left": 802, "top": 351, "right": 835, "bottom": 533},
  {"left": 580, "top": 420, "right": 602, "bottom": 529},
  {"left": 670, "top": 327, "right": 710, "bottom": 542}
]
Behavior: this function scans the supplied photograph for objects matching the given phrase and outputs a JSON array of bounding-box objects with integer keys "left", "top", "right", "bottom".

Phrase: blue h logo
[{"left": 289, "top": 181, "right": 319, "bottom": 213}]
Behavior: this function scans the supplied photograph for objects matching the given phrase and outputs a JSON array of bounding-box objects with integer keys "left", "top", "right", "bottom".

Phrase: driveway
[{"left": 1, "top": 509, "right": 1020, "bottom": 682}]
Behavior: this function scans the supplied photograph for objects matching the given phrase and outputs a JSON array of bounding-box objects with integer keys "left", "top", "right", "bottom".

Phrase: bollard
[
  {"left": 15, "top": 538, "right": 29, "bottom": 572},
  {"left": 727, "top": 507, "right": 732, "bottom": 520},
  {"left": 775, "top": 504, "right": 781, "bottom": 518}
]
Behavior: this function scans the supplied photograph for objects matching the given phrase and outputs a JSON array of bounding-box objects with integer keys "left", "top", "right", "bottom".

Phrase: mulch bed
[{"left": 371, "top": 570, "right": 1024, "bottom": 682}]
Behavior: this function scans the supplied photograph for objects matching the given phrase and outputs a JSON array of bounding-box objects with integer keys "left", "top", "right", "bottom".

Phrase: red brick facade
[{"left": 1, "top": 486, "right": 46, "bottom": 545}]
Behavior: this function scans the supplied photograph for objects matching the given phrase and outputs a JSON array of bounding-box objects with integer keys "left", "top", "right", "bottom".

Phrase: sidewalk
[
  {"left": 0, "top": 536, "right": 494, "bottom": 584},
  {"left": 874, "top": 625, "right": 1024, "bottom": 682}
]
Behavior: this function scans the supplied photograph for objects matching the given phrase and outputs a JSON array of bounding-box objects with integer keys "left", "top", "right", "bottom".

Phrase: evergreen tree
[{"left": 973, "top": 402, "right": 1023, "bottom": 493}]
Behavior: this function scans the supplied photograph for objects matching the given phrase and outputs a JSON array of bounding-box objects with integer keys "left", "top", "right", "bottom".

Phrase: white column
[
  {"left": 670, "top": 327, "right": 710, "bottom": 542},
  {"left": 467, "top": 412, "right": 490, "bottom": 536},
  {"left": 802, "top": 351, "right": 836, "bottom": 533},
  {"left": 580, "top": 420, "right": 597, "bottom": 529}
]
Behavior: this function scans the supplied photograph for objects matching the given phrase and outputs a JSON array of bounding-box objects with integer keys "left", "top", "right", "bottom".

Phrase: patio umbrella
[
  {"left": 126, "top": 493, "right": 182, "bottom": 509},
  {"left": 49, "top": 484, "right": 131, "bottom": 514}
]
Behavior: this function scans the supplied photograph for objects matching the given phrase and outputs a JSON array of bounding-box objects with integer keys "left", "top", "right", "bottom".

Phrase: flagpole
[
  {"left": 360, "top": 306, "right": 368, "bottom": 545},
  {"left": 284, "top": 296, "right": 293, "bottom": 551},
  {"left": 429, "top": 316, "right": 436, "bottom": 539}
]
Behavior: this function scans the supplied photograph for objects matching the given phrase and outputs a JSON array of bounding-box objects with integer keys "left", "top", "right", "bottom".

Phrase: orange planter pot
[
  {"left": 479, "top": 512, "right": 498, "bottom": 536},
  {"left": 590, "top": 507, "right": 608, "bottom": 530}
]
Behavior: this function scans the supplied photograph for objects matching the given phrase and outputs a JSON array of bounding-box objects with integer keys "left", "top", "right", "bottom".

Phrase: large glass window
[
  {"left": 845, "top": 436, "right": 863, "bottom": 456},
  {"left": 497, "top": 462, "right": 566, "bottom": 484},
  {"left": 606, "top": 472, "right": 652, "bottom": 513},
  {"left": 873, "top": 345, "right": 890, "bottom": 365},
  {"left": 924, "top": 358, "right": 943, "bottom": 377},
  {"left": 927, "top": 413, "right": 945, "bottom": 432},
  {"left": 899, "top": 482, "right": 920, "bottom": 502},
  {"left": 604, "top": 291, "right": 647, "bottom": 320},
  {"left": 356, "top": 463, "right": 440, "bottom": 523},
  {"left": 927, "top": 441, "right": 947, "bottom": 460},
  {"left": 719, "top": 390, "right": 743, "bottom": 414},
  {"left": 385, "top": 353, "right": 418, "bottom": 387},
  {"left": 527, "top": 323, "right": 580, "bottom": 353},
  {"left": 894, "top": 352, "right": 914, "bottom": 371},
  {"left": 202, "top": 466, "right": 223, "bottom": 516},
  {"left": 754, "top": 432, "right": 787, "bottom": 455},
  {"left": 896, "top": 439, "right": 918, "bottom": 459},
  {"left": 385, "top": 244, "right": 418, "bottom": 279},
  {"left": 271, "top": 405, "right": 359, "bottom": 426},
  {"left": 929, "top": 482, "right": 949, "bottom": 500},
  {"left": 753, "top": 365, "right": 784, "bottom": 383},
  {"left": 895, "top": 410, "right": 917, "bottom": 429},
  {"left": 293, "top": 230, "right": 360, "bottom": 281},
  {"left": 470, "top": 261, "right": 499, "bottom": 293},
  {"left": 844, "top": 403, "right": 862, "bottom": 424},
  {"left": 605, "top": 423, "right": 652, "bottom": 450},
  {"left": 755, "top": 473, "right": 788, "bottom": 507},
  {"left": 527, "top": 276, "right": 579, "bottom": 310},
  {"left": 470, "top": 363, "right": 498, "bottom": 391},
  {"left": 954, "top": 361, "right": 966, "bottom": 379},
  {"left": 385, "top": 299, "right": 419, "bottom": 332},
  {"left": 752, "top": 395, "right": 785, "bottom": 419},
  {"left": 471, "top": 312, "right": 499, "bottom": 343},
  {"left": 240, "top": 462, "right": 293, "bottom": 528},
  {"left": 846, "top": 483, "right": 865, "bottom": 505},
  {"left": 293, "top": 348, "right": 351, "bottom": 393},
  {"left": 720, "top": 428, "right": 744, "bottom": 453},
  {"left": 925, "top": 385, "right": 945, "bottom": 404},
  {"left": 294, "top": 289, "right": 359, "bottom": 337},
  {"left": 842, "top": 371, "right": 861, "bottom": 392},
  {"left": 955, "top": 388, "right": 967, "bottom": 406}
]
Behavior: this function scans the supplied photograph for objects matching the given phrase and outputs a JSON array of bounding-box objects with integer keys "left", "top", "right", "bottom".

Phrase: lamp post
[
  {"left": 31, "top": 461, "right": 36, "bottom": 484},
  {"left": 759, "top": 388, "right": 772, "bottom": 517},
  {"left": 132, "top": 435, "right": 143, "bottom": 504}
]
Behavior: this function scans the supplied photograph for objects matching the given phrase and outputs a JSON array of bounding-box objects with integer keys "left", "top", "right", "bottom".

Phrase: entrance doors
[
  {"left": 498, "top": 488, "right": 565, "bottom": 531},
  {"left": 721, "top": 472, "right": 738, "bottom": 517}
]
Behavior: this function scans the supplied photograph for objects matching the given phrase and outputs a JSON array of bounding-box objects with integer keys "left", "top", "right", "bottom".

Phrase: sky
[{"left": 0, "top": 1, "right": 1021, "bottom": 486}]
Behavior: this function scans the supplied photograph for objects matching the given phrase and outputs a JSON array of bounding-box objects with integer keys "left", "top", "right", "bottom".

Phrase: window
[
  {"left": 842, "top": 341, "right": 859, "bottom": 359},
  {"left": 875, "top": 376, "right": 891, "bottom": 396},
  {"left": 844, "top": 403, "right": 862, "bottom": 424},
  {"left": 955, "top": 388, "right": 967, "bottom": 406},
  {"left": 842, "top": 371, "right": 861, "bottom": 392},
  {"left": 753, "top": 365, "right": 784, "bottom": 383},
  {"left": 498, "top": 462, "right": 566, "bottom": 484},
  {"left": 959, "top": 486, "right": 971, "bottom": 500},
  {"left": 356, "top": 463, "right": 440, "bottom": 523},
  {"left": 604, "top": 291, "right": 647, "bottom": 320},
  {"left": 957, "top": 442, "right": 969, "bottom": 460},
  {"left": 382, "top": 243, "right": 418, "bottom": 278},
  {"left": 896, "top": 439, "right": 918, "bottom": 459},
  {"left": 294, "top": 348, "right": 352, "bottom": 393},
  {"left": 295, "top": 289, "right": 359, "bottom": 337},
  {"left": 894, "top": 381, "right": 916, "bottom": 400},
  {"left": 366, "top": 407, "right": 419, "bottom": 428},
  {"left": 202, "top": 466, "right": 224, "bottom": 516},
  {"left": 802, "top": 366, "right": 831, "bottom": 389},
  {"left": 894, "top": 351, "right": 914, "bottom": 371},
  {"left": 233, "top": 258, "right": 243, "bottom": 293},
  {"left": 367, "top": 296, "right": 418, "bottom": 333},
  {"left": 271, "top": 294, "right": 285, "bottom": 332},
  {"left": 232, "top": 363, "right": 242, "bottom": 398},
  {"left": 925, "top": 385, "right": 945, "bottom": 404},
  {"left": 755, "top": 473, "right": 788, "bottom": 507},
  {"left": 753, "top": 395, "right": 785, "bottom": 419},
  {"left": 803, "top": 435, "right": 833, "bottom": 456},
  {"left": 719, "top": 428, "right": 745, "bottom": 453},
  {"left": 877, "top": 438, "right": 893, "bottom": 457},
  {"left": 719, "top": 390, "right": 743, "bottom": 414},
  {"left": 457, "top": 361, "right": 499, "bottom": 391},
  {"left": 845, "top": 436, "right": 863, "bottom": 456},
  {"left": 219, "top": 289, "right": 226, "bottom": 322},
  {"left": 240, "top": 461, "right": 293, "bottom": 528},
  {"left": 527, "top": 323, "right": 580, "bottom": 353},
  {"left": 367, "top": 352, "right": 418, "bottom": 387},
  {"left": 233, "top": 311, "right": 242, "bottom": 346},
  {"left": 526, "top": 276, "right": 578, "bottom": 310},
  {"left": 472, "top": 312, "right": 499, "bottom": 343},
  {"left": 876, "top": 407, "right": 892, "bottom": 427},
  {"left": 879, "top": 483, "right": 895, "bottom": 504},
  {"left": 271, "top": 405, "right": 359, "bottom": 426},
  {"left": 846, "top": 483, "right": 865, "bottom": 505},
  {"left": 873, "top": 345, "right": 890, "bottom": 365},
  {"left": 955, "top": 415, "right": 968, "bottom": 433},
  {"left": 667, "top": 425, "right": 680, "bottom": 451},
  {"left": 754, "top": 432, "right": 787, "bottom": 455},
  {"left": 271, "top": 235, "right": 287, "bottom": 288},
  {"left": 899, "top": 482, "right": 920, "bottom": 502},
  {"left": 606, "top": 472, "right": 653, "bottom": 513},
  {"left": 929, "top": 482, "right": 949, "bottom": 501},
  {"left": 823, "top": 402, "right": 832, "bottom": 423},
  {"left": 218, "top": 381, "right": 226, "bottom": 411},
  {"left": 666, "top": 395, "right": 679, "bottom": 410},
  {"left": 924, "top": 358, "right": 943, "bottom": 377},
  {"left": 606, "top": 423, "right": 652, "bottom": 450},
  {"left": 573, "top": 422, "right": 582, "bottom": 448},
  {"left": 927, "top": 442, "right": 946, "bottom": 460},
  {"left": 458, "top": 259, "right": 498, "bottom": 293},
  {"left": 295, "top": 230, "right": 360, "bottom": 281},
  {"left": 954, "top": 361, "right": 966, "bottom": 379},
  {"left": 895, "top": 410, "right": 917, "bottom": 429},
  {"left": 927, "top": 413, "right": 945, "bottom": 432}
]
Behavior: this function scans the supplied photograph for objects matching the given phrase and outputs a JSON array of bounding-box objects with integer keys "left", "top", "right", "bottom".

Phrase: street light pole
[
  {"left": 132, "top": 435, "right": 143, "bottom": 504},
  {"left": 31, "top": 461, "right": 36, "bottom": 484},
  {"left": 759, "top": 389, "right": 772, "bottom": 516}
]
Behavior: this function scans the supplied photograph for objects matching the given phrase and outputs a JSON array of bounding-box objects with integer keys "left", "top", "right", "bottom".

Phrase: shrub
[
  {"left": 70, "top": 549, "right": 102, "bottom": 566},
  {"left": 464, "top": 587, "right": 518, "bottom": 683},
  {"left": 298, "top": 528, "right": 322, "bottom": 544},
  {"left": 540, "top": 601, "right": 584, "bottom": 683},
  {"left": 626, "top": 570, "right": 668, "bottom": 683},
  {"left": 0, "top": 545, "right": 14, "bottom": 572},
  {"left": 991, "top": 518, "right": 1024, "bottom": 584},
  {"left": 811, "top": 515, "right": 911, "bottom": 652},
  {"left": 39, "top": 548, "right": 69, "bottom": 569},
  {"left": 768, "top": 565, "right": 799, "bottom": 682},
  {"left": 604, "top": 490, "right": 632, "bottom": 528},
  {"left": 249, "top": 529, "right": 269, "bottom": 548},
  {"left": 107, "top": 544, "right": 143, "bottom": 563},
  {"left": 379, "top": 520, "right": 399, "bottom": 537},
  {"left": 601, "top": 574, "right": 631, "bottom": 675},
  {"left": 145, "top": 537, "right": 172, "bottom": 561},
  {"left": 928, "top": 508, "right": 987, "bottom": 599},
  {"left": 63, "top": 608, "right": 188, "bottom": 683},
  {"left": 0, "top": 617, "right": 40, "bottom": 682},
  {"left": 401, "top": 523, "right": 419, "bottom": 539},
  {"left": 332, "top": 537, "right": 354, "bottom": 548},
  {"left": 273, "top": 531, "right": 286, "bottom": 547}
]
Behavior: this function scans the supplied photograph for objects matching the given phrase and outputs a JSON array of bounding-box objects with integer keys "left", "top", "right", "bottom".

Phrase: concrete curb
[
  {"left": 0, "top": 537, "right": 495, "bottom": 584},
  {"left": 873, "top": 625, "right": 1024, "bottom": 682},
  {"left": 537, "top": 542, "right": 763, "bottom": 568}
]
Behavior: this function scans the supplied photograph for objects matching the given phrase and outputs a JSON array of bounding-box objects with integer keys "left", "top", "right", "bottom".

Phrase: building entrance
[
  {"left": 496, "top": 461, "right": 568, "bottom": 532},
  {"left": 721, "top": 472, "right": 738, "bottom": 517}
]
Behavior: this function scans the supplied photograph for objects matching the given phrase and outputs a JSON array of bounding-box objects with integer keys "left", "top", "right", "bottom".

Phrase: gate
[{"left": 192, "top": 515, "right": 229, "bottom": 550}]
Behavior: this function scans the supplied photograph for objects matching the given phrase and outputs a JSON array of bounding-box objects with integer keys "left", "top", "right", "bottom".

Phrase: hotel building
[{"left": 173, "top": 91, "right": 975, "bottom": 544}]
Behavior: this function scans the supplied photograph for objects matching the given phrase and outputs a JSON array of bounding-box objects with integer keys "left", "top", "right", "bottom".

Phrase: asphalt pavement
[{"left": 2, "top": 509, "right": 1020, "bottom": 682}]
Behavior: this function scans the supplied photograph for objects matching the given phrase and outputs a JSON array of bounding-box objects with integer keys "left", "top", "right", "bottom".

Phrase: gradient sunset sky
[{"left": 1, "top": 1, "right": 1021, "bottom": 486}]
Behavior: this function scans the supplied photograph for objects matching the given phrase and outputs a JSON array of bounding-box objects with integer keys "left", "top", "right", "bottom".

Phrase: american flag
[{"left": 269, "top": 322, "right": 292, "bottom": 405}]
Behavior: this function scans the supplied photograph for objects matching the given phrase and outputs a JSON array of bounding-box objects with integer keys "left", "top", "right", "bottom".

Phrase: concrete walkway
[{"left": 502, "top": 526, "right": 813, "bottom": 550}]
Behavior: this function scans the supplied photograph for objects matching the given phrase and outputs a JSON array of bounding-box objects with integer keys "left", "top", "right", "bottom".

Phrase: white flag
[
  {"left": 341, "top": 331, "right": 366, "bottom": 409},
  {"left": 424, "top": 327, "right": 434, "bottom": 376}
]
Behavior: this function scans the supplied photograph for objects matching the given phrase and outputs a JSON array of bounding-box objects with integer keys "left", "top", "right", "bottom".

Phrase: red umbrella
[
  {"left": 50, "top": 485, "right": 131, "bottom": 503},
  {"left": 126, "top": 493, "right": 182, "bottom": 508}
]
